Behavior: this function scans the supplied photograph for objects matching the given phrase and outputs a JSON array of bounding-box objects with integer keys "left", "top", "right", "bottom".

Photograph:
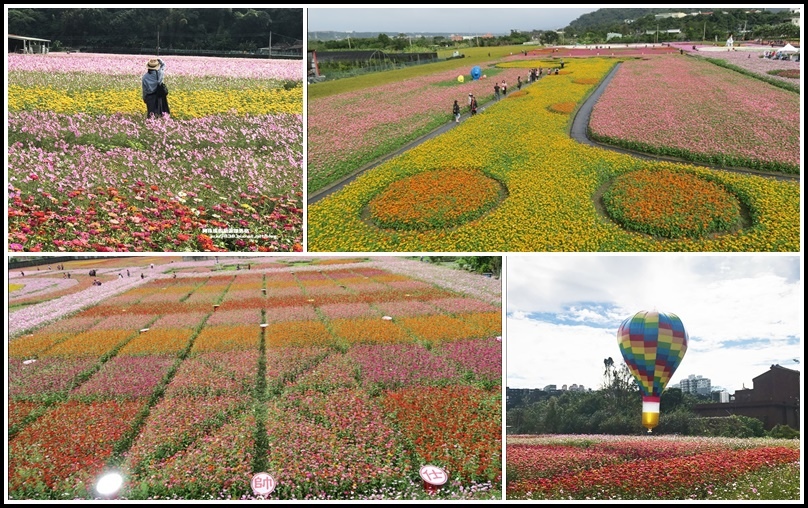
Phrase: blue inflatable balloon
[{"left": 470, "top": 66, "right": 482, "bottom": 80}]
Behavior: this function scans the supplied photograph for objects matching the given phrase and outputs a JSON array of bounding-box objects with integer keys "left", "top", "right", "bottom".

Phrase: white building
[
  {"left": 678, "top": 374, "right": 712, "bottom": 396},
  {"left": 655, "top": 12, "right": 687, "bottom": 19}
]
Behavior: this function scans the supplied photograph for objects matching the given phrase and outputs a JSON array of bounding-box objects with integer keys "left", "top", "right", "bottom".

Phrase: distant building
[
  {"left": 506, "top": 387, "right": 546, "bottom": 408},
  {"left": 791, "top": 8, "right": 801, "bottom": 27},
  {"left": 677, "top": 374, "right": 712, "bottom": 396},
  {"left": 606, "top": 33, "right": 623, "bottom": 41},
  {"left": 543, "top": 384, "right": 557, "bottom": 392},
  {"left": 694, "top": 365, "right": 800, "bottom": 430},
  {"left": 655, "top": 12, "right": 687, "bottom": 19}
]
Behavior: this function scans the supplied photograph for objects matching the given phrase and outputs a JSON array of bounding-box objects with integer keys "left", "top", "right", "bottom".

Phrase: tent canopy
[{"left": 778, "top": 43, "right": 799, "bottom": 53}]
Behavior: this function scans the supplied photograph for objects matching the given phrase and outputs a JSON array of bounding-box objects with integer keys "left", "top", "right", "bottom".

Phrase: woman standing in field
[{"left": 142, "top": 58, "right": 170, "bottom": 118}]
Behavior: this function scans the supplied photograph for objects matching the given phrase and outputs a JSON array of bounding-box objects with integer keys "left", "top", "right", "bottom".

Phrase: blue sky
[
  {"left": 506, "top": 255, "right": 802, "bottom": 393},
  {"left": 307, "top": 7, "right": 599, "bottom": 33}
]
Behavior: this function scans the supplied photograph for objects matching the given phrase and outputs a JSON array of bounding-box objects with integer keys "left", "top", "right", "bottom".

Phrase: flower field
[
  {"left": 506, "top": 434, "right": 800, "bottom": 500},
  {"left": 589, "top": 55, "right": 799, "bottom": 173},
  {"left": 672, "top": 44, "right": 801, "bottom": 89},
  {"left": 307, "top": 63, "right": 525, "bottom": 193},
  {"left": 308, "top": 56, "right": 799, "bottom": 252},
  {"left": 7, "top": 53, "right": 303, "bottom": 252},
  {"left": 8, "top": 257, "right": 502, "bottom": 500}
]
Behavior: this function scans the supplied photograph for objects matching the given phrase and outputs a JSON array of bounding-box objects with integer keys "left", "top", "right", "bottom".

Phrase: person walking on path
[
  {"left": 470, "top": 94, "right": 478, "bottom": 116},
  {"left": 142, "top": 58, "right": 170, "bottom": 118},
  {"left": 494, "top": 82, "right": 500, "bottom": 100},
  {"left": 501, "top": 80, "right": 507, "bottom": 96},
  {"left": 517, "top": 76, "right": 522, "bottom": 90},
  {"left": 453, "top": 100, "right": 461, "bottom": 123}
]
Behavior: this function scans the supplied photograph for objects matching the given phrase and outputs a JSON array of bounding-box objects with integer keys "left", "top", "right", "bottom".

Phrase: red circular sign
[
  {"left": 419, "top": 465, "right": 448, "bottom": 486},
  {"left": 251, "top": 472, "right": 276, "bottom": 496}
]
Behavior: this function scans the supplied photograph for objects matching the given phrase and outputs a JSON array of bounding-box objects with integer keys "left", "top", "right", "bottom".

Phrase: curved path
[
  {"left": 571, "top": 62, "right": 799, "bottom": 182},
  {"left": 309, "top": 60, "right": 797, "bottom": 206},
  {"left": 307, "top": 78, "right": 542, "bottom": 205}
]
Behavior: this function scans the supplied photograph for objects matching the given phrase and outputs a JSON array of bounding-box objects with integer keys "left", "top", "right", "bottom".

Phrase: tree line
[
  {"left": 564, "top": 8, "right": 799, "bottom": 44},
  {"left": 8, "top": 8, "right": 303, "bottom": 52},
  {"left": 507, "top": 361, "right": 799, "bottom": 439}
]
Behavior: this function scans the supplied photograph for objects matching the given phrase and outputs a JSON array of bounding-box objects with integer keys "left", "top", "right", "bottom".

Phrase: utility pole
[
  {"left": 268, "top": 31, "right": 272, "bottom": 58},
  {"left": 157, "top": 29, "right": 160, "bottom": 56},
  {"left": 703, "top": 21, "right": 706, "bottom": 44}
]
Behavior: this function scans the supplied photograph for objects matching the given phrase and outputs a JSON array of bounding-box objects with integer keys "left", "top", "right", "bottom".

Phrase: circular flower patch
[
  {"left": 572, "top": 78, "right": 599, "bottom": 85},
  {"left": 368, "top": 169, "right": 505, "bottom": 230},
  {"left": 548, "top": 102, "right": 576, "bottom": 114},
  {"left": 602, "top": 169, "right": 743, "bottom": 239},
  {"left": 509, "top": 90, "right": 528, "bottom": 98},
  {"left": 767, "top": 69, "right": 799, "bottom": 79}
]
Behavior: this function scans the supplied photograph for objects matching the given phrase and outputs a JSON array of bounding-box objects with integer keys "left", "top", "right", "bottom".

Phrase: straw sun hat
[{"left": 146, "top": 59, "right": 160, "bottom": 70}]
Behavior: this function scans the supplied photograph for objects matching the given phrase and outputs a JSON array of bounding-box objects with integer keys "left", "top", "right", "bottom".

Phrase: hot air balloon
[{"left": 617, "top": 310, "right": 688, "bottom": 432}]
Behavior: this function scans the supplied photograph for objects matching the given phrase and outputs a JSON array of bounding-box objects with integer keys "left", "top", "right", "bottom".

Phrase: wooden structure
[{"left": 8, "top": 34, "right": 51, "bottom": 54}]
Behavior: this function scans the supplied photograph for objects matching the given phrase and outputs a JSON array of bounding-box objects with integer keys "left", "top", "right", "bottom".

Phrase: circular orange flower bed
[
  {"left": 602, "top": 169, "right": 742, "bottom": 239},
  {"left": 548, "top": 102, "right": 576, "bottom": 114},
  {"left": 368, "top": 169, "right": 504, "bottom": 230},
  {"left": 509, "top": 90, "right": 528, "bottom": 98},
  {"left": 572, "top": 78, "right": 599, "bottom": 85}
]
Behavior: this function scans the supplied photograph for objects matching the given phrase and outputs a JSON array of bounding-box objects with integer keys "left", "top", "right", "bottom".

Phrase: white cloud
[{"left": 506, "top": 256, "right": 803, "bottom": 393}]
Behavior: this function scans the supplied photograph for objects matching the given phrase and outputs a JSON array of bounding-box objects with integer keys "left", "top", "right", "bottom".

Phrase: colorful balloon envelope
[{"left": 617, "top": 310, "right": 688, "bottom": 432}]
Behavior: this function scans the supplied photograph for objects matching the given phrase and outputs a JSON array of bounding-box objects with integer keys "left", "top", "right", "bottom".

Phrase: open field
[
  {"left": 8, "top": 257, "right": 502, "bottom": 500},
  {"left": 507, "top": 434, "right": 800, "bottom": 500},
  {"left": 8, "top": 53, "right": 303, "bottom": 252},
  {"left": 308, "top": 55, "right": 799, "bottom": 252}
]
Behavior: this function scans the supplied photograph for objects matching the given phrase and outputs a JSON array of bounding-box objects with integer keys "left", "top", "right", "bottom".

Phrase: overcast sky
[
  {"left": 307, "top": 7, "right": 599, "bottom": 33},
  {"left": 506, "top": 256, "right": 802, "bottom": 394}
]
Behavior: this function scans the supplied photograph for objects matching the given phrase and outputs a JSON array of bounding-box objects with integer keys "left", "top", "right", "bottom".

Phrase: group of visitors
[
  {"left": 452, "top": 66, "right": 562, "bottom": 122},
  {"left": 763, "top": 50, "right": 797, "bottom": 61}
]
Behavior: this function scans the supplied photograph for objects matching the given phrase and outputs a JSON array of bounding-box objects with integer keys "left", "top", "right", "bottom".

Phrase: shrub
[{"left": 767, "top": 424, "right": 799, "bottom": 440}]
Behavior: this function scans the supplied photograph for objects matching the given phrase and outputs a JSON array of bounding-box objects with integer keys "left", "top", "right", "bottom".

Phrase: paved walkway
[{"left": 307, "top": 77, "right": 544, "bottom": 205}]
